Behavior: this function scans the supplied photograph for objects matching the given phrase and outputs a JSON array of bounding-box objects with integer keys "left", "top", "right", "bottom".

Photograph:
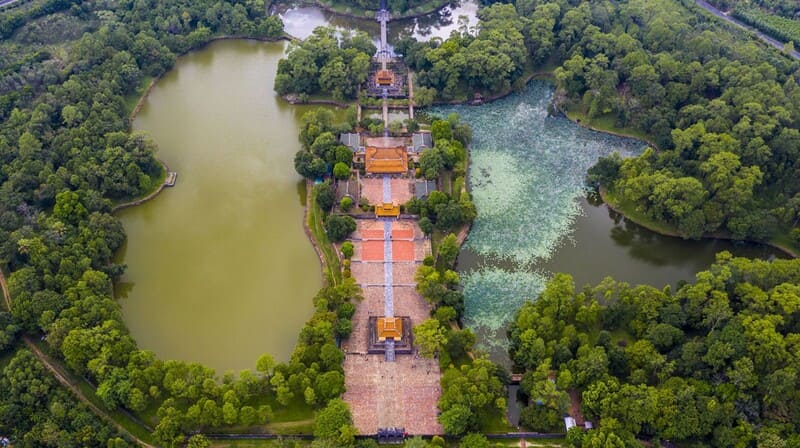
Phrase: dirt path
[
  {"left": 0, "top": 267, "right": 155, "bottom": 447},
  {"left": 0, "top": 268, "right": 9, "bottom": 312}
]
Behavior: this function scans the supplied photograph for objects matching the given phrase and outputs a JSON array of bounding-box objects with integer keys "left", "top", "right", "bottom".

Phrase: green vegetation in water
[
  {"left": 432, "top": 82, "right": 645, "bottom": 355},
  {"left": 314, "top": 0, "right": 449, "bottom": 16},
  {"left": 435, "top": 83, "right": 646, "bottom": 266}
]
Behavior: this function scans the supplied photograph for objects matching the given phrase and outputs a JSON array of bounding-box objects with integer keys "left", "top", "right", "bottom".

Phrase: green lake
[
  {"left": 115, "top": 35, "right": 787, "bottom": 374},
  {"left": 115, "top": 39, "right": 321, "bottom": 373},
  {"left": 436, "top": 82, "right": 787, "bottom": 360}
]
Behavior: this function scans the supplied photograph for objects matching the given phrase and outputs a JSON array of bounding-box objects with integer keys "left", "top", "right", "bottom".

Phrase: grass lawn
[
  {"left": 125, "top": 75, "right": 155, "bottom": 116},
  {"left": 210, "top": 441, "right": 304, "bottom": 448},
  {"left": 564, "top": 107, "right": 655, "bottom": 147},
  {"left": 308, "top": 183, "right": 342, "bottom": 285},
  {"left": 600, "top": 187, "right": 682, "bottom": 237},
  {"left": 479, "top": 409, "right": 516, "bottom": 434}
]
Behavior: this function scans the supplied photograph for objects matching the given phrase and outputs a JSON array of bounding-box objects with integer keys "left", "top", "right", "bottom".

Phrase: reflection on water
[
  {"left": 438, "top": 81, "right": 785, "bottom": 365},
  {"left": 277, "top": 0, "right": 479, "bottom": 42}
]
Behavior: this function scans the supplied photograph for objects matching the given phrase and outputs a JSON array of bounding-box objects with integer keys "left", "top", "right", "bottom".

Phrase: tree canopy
[{"left": 510, "top": 254, "right": 800, "bottom": 446}]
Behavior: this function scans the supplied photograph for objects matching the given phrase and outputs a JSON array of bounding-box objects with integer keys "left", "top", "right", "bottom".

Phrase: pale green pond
[{"left": 116, "top": 40, "right": 322, "bottom": 373}]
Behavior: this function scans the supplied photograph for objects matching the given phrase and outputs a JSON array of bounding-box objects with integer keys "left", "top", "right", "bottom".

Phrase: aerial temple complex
[{"left": 339, "top": 0, "right": 443, "bottom": 436}]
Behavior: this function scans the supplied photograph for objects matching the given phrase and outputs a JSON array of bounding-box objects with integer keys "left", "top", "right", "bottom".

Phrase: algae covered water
[
  {"left": 436, "top": 81, "right": 785, "bottom": 359},
  {"left": 116, "top": 40, "right": 321, "bottom": 373}
]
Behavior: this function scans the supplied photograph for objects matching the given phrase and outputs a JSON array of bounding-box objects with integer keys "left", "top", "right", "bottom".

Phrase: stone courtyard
[{"left": 342, "top": 218, "right": 442, "bottom": 434}]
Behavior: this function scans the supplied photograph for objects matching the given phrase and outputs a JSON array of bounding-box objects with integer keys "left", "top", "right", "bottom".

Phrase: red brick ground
[
  {"left": 362, "top": 240, "right": 385, "bottom": 261},
  {"left": 363, "top": 229, "right": 384, "bottom": 239},
  {"left": 392, "top": 228, "right": 414, "bottom": 239},
  {"left": 344, "top": 218, "right": 441, "bottom": 435},
  {"left": 343, "top": 355, "right": 442, "bottom": 434},
  {"left": 392, "top": 241, "right": 415, "bottom": 261}
]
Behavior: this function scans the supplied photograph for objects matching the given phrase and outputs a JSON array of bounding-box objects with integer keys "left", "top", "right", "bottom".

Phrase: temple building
[
  {"left": 376, "top": 317, "right": 403, "bottom": 341},
  {"left": 365, "top": 146, "right": 408, "bottom": 174}
]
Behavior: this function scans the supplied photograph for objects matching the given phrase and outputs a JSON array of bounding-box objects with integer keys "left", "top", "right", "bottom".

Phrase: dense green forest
[
  {"left": 1, "top": 0, "right": 800, "bottom": 444},
  {"left": 510, "top": 254, "right": 800, "bottom": 446},
  {"left": 0, "top": 349, "right": 131, "bottom": 446},
  {"left": 0, "top": 0, "right": 361, "bottom": 445},
  {"left": 274, "top": 27, "right": 376, "bottom": 100},
  {"left": 397, "top": 0, "right": 800, "bottom": 243}
]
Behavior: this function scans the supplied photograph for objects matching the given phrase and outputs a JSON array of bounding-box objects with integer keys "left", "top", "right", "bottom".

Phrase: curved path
[
  {"left": 695, "top": 0, "right": 800, "bottom": 60},
  {"left": 0, "top": 268, "right": 155, "bottom": 447}
]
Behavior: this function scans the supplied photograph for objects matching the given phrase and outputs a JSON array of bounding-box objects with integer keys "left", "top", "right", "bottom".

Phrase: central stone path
[
  {"left": 383, "top": 219, "right": 394, "bottom": 318},
  {"left": 343, "top": 218, "right": 442, "bottom": 434}
]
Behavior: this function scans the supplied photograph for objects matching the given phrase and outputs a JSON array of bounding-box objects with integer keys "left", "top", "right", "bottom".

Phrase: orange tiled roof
[
  {"left": 377, "top": 317, "right": 403, "bottom": 341},
  {"left": 365, "top": 146, "right": 407, "bottom": 174},
  {"left": 375, "top": 203, "right": 400, "bottom": 217},
  {"left": 376, "top": 69, "right": 394, "bottom": 85}
]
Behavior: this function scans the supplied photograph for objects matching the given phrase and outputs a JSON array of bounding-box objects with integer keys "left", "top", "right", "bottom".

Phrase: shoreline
[
  {"left": 429, "top": 72, "right": 555, "bottom": 107},
  {"left": 281, "top": 94, "right": 352, "bottom": 108},
  {"left": 599, "top": 186, "right": 798, "bottom": 259},
  {"left": 311, "top": 0, "right": 451, "bottom": 22},
  {"left": 303, "top": 180, "right": 335, "bottom": 286},
  {"left": 121, "top": 35, "right": 293, "bottom": 214},
  {"left": 110, "top": 159, "right": 171, "bottom": 213},
  {"left": 560, "top": 107, "right": 661, "bottom": 150}
]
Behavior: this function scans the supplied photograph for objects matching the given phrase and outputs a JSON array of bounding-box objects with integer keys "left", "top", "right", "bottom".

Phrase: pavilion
[{"left": 365, "top": 146, "right": 408, "bottom": 174}]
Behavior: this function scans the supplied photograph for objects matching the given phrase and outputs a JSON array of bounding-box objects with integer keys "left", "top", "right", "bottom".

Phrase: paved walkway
[
  {"left": 343, "top": 219, "right": 441, "bottom": 434},
  {"left": 695, "top": 0, "right": 800, "bottom": 60},
  {"left": 383, "top": 220, "right": 395, "bottom": 319}
]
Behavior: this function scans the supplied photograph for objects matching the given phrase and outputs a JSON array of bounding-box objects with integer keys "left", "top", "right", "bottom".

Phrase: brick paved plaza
[
  {"left": 342, "top": 219, "right": 441, "bottom": 434},
  {"left": 361, "top": 177, "right": 414, "bottom": 205}
]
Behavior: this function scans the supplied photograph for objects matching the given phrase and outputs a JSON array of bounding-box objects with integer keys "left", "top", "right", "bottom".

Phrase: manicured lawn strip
[{"left": 309, "top": 184, "right": 342, "bottom": 285}]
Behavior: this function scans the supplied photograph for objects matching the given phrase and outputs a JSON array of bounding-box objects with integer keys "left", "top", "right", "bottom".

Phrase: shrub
[
  {"left": 333, "top": 162, "right": 351, "bottom": 179},
  {"left": 326, "top": 215, "right": 357, "bottom": 242},
  {"left": 340, "top": 196, "right": 354, "bottom": 212},
  {"left": 341, "top": 241, "right": 354, "bottom": 259}
]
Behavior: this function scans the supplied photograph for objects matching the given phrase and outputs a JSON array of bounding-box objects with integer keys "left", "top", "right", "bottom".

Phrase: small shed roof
[
  {"left": 415, "top": 180, "right": 437, "bottom": 199},
  {"left": 411, "top": 132, "right": 432, "bottom": 152},
  {"left": 564, "top": 416, "right": 577, "bottom": 431},
  {"left": 339, "top": 133, "right": 361, "bottom": 152}
]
